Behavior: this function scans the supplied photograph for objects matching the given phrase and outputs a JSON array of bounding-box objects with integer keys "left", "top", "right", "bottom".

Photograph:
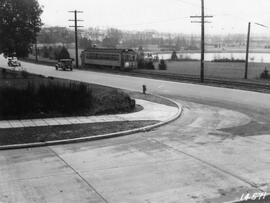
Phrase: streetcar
[{"left": 81, "top": 48, "right": 137, "bottom": 70}]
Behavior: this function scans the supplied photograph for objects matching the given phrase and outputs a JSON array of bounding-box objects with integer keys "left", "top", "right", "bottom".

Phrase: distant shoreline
[{"left": 150, "top": 49, "right": 270, "bottom": 54}]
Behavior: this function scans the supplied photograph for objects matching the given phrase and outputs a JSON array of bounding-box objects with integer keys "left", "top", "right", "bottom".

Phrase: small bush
[
  {"left": 92, "top": 90, "right": 135, "bottom": 114},
  {"left": 171, "top": 50, "right": 178, "bottom": 61},
  {"left": 137, "top": 59, "right": 155, "bottom": 70},
  {"left": 159, "top": 59, "right": 167, "bottom": 70},
  {"left": 260, "top": 68, "right": 269, "bottom": 79}
]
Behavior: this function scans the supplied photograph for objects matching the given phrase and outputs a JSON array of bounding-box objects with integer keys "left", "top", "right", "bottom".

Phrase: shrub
[
  {"left": 260, "top": 68, "right": 269, "bottom": 79},
  {"left": 137, "top": 59, "right": 155, "bottom": 70},
  {"left": 171, "top": 50, "right": 178, "bottom": 61},
  {"left": 37, "top": 82, "right": 92, "bottom": 115},
  {"left": 92, "top": 90, "right": 135, "bottom": 114},
  {"left": 0, "top": 83, "right": 36, "bottom": 118},
  {"left": 0, "top": 81, "right": 135, "bottom": 120},
  {"left": 145, "top": 61, "right": 155, "bottom": 70},
  {"left": 159, "top": 59, "right": 167, "bottom": 70},
  {"left": 137, "top": 59, "right": 144, "bottom": 69},
  {"left": 0, "top": 82, "right": 93, "bottom": 119}
]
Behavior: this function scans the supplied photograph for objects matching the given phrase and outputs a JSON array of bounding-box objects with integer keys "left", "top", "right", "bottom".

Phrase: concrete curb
[{"left": 0, "top": 96, "right": 182, "bottom": 150}]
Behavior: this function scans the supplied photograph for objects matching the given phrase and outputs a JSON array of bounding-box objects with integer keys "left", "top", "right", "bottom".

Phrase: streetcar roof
[{"left": 84, "top": 48, "right": 136, "bottom": 54}]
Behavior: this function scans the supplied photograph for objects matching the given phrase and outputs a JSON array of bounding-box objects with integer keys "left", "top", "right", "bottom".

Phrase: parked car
[
  {"left": 7, "top": 57, "right": 21, "bottom": 67},
  {"left": 55, "top": 59, "right": 73, "bottom": 71}
]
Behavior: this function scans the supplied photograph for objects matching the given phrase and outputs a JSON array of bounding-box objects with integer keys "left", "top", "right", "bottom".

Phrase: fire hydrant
[{"left": 142, "top": 85, "right": 147, "bottom": 94}]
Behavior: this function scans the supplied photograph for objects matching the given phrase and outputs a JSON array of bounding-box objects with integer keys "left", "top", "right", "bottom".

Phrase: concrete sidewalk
[{"left": 0, "top": 99, "right": 179, "bottom": 129}]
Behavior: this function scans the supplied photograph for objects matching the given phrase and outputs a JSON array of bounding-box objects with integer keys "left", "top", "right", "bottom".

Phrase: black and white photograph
[{"left": 0, "top": 0, "right": 270, "bottom": 202}]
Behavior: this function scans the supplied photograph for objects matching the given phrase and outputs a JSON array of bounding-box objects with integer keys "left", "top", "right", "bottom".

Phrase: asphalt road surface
[{"left": 0, "top": 56, "right": 270, "bottom": 203}]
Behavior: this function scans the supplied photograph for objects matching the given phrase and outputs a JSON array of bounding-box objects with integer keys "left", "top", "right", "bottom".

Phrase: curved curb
[{"left": 0, "top": 96, "right": 182, "bottom": 150}]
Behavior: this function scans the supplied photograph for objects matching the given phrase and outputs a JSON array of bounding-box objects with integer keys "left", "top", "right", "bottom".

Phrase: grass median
[
  {"left": 0, "top": 68, "right": 175, "bottom": 146},
  {"left": 0, "top": 68, "right": 135, "bottom": 120},
  {"left": 0, "top": 121, "right": 158, "bottom": 145}
]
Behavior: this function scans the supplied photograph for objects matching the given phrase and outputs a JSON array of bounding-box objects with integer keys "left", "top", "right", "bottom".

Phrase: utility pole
[
  {"left": 191, "top": 0, "right": 213, "bottom": 83},
  {"left": 69, "top": 10, "right": 83, "bottom": 69},
  {"left": 35, "top": 41, "right": 38, "bottom": 63},
  {"left": 34, "top": 31, "right": 39, "bottom": 63},
  {"left": 244, "top": 22, "right": 251, "bottom": 79},
  {"left": 244, "top": 22, "right": 267, "bottom": 79}
]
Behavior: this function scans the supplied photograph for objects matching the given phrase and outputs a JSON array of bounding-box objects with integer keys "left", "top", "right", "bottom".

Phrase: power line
[{"left": 113, "top": 17, "right": 190, "bottom": 29}]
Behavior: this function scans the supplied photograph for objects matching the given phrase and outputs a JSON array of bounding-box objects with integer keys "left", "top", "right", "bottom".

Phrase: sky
[{"left": 38, "top": 0, "right": 270, "bottom": 35}]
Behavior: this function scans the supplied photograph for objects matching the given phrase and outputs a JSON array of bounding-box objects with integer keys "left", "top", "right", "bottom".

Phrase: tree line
[{"left": 0, "top": 0, "right": 43, "bottom": 57}]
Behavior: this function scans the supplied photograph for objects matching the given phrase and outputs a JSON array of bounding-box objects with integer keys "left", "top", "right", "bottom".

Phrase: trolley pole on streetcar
[
  {"left": 191, "top": 0, "right": 213, "bottom": 83},
  {"left": 69, "top": 10, "right": 83, "bottom": 69}
]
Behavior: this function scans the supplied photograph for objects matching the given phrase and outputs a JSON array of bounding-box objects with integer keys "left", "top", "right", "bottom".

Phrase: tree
[
  {"left": 176, "top": 36, "right": 187, "bottom": 50},
  {"left": 171, "top": 50, "right": 178, "bottom": 61},
  {"left": 41, "top": 46, "right": 50, "bottom": 58},
  {"left": 159, "top": 59, "right": 167, "bottom": 70},
  {"left": 102, "top": 28, "right": 122, "bottom": 48},
  {"left": 57, "top": 47, "right": 70, "bottom": 60},
  {"left": 79, "top": 37, "right": 92, "bottom": 49},
  {"left": 37, "top": 27, "right": 74, "bottom": 44},
  {"left": 0, "top": 0, "right": 43, "bottom": 57}
]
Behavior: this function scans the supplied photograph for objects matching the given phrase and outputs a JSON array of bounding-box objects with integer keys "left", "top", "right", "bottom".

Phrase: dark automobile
[
  {"left": 55, "top": 59, "right": 73, "bottom": 71},
  {"left": 7, "top": 57, "right": 21, "bottom": 67}
]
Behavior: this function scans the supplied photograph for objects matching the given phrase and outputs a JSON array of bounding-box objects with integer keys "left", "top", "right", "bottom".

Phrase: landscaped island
[{"left": 0, "top": 68, "right": 135, "bottom": 120}]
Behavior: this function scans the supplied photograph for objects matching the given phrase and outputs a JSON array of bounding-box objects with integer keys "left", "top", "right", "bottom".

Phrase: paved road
[{"left": 0, "top": 57, "right": 270, "bottom": 203}]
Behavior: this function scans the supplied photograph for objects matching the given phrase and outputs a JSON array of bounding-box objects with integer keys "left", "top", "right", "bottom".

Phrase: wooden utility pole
[
  {"left": 35, "top": 41, "right": 38, "bottom": 63},
  {"left": 244, "top": 22, "right": 251, "bottom": 79},
  {"left": 201, "top": 0, "right": 205, "bottom": 83},
  {"left": 69, "top": 10, "right": 83, "bottom": 69},
  {"left": 191, "top": 0, "right": 213, "bottom": 83}
]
